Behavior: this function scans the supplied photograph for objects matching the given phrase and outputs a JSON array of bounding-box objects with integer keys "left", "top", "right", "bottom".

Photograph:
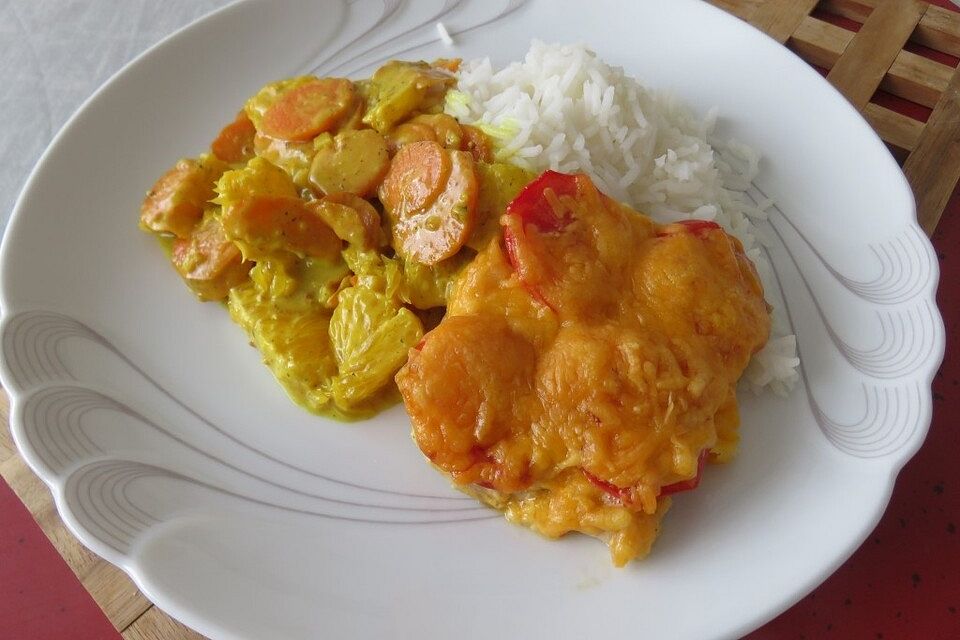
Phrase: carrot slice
[
  {"left": 140, "top": 156, "right": 226, "bottom": 238},
  {"left": 310, "top": 193, "right": 382, "bottom": 249},
  {"left": 385, "top": 122, "right": 437, "bottom": 154},
  {"left": 171, "top": 216, "right": 251, "bottom": 301},
  {"left": 221, "top": 195, "right": 342, "bottom": 261},
  {"left": 460, "top": 124, "right": 494, "bottom": 163},
  {"left": 261, "top": 78, "right": 357, "bottom": 142},
  {"left": 390, "top": 150, "right": 478, "bottom": 265},
  {"left": 211, "top": 111, "right": 256, "bottom": 163},
  {"left": 432, "top": 58, "right": 462, "bottom": 73},
  {"left": 379, "top": 140, "right": 451, "bottom": 215},
  {"left": 410, "top": 113, "right": 462, "bottom": 149}
]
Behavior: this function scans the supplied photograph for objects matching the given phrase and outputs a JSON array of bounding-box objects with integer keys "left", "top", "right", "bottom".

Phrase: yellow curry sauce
[
  {"left": 395, "top": 172, "right": 771, "bottom": 565},
  {"left": 139, "top": 60, "right": 532, "bottom": 419}
]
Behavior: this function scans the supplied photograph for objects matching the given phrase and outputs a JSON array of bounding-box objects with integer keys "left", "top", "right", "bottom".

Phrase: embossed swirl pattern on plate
[
  {"left": 743, "top": 179, "right": 939, "bottom": 459},
  {"left": 4, "top": 311, "right": 495, "bottom": 524}
]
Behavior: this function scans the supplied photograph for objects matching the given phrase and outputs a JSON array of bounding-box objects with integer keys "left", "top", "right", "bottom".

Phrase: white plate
[{"left": 0, "top": 1, "right": 945, "bottom": 638}]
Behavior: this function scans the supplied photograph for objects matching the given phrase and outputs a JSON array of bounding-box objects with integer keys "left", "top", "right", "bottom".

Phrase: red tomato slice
[
  {"left": 582, "top": 469, "right": 634, "bottom": 504},
  {"left": 501, "top": 170, "right": 585, "bottom": 308},
  {"left": 505, "top": 170, "right": 580, "bottom": 231},
  {"left": 501, "top": 226, "right": 553, "bottom": 308},
  {"left": 659, "top": 449, "right": 710, "bottom": 496},
  {"left": 583, "top": 449, "right": 710, "bottom": 506}
]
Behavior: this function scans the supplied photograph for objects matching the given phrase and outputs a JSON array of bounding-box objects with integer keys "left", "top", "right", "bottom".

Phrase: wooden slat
[
  {"left": 831, "top": 0, "right": 960, "bottom": 58},
  {"left": 818, "top": 0, "right": 875, "bottom": 23},
  {"left": 915, "top": 4, "right": 960, "bottom": 57},
  {"left": 863, "top": 102, "right": 925, "bottom": 151},
  {"left": 123, "top": 606, "right": 207, "bottom": 640},
  {"left": 748, "top": 0, "right": 820, "bottom": 43},
  {"left": 788, "top": 15, "right": 855, "bottom": 68},
  {"left": 709, "top": 0, "right": 762, "bottom": 21},
  {"left": 882, "top": 48, "right": 954, "bottom": 108},
  {"left": 81, "top": 562, "right": 154, "bottom": 631},
  {"left": 826, "top": 0, "right": 929, "bottom": 110},
  {"left": 904, "top": 65, "right": 960, "bottom": 235},
  {"left": 789, "top": 15, "right": 953, "bottom": 109},
  {"left": 0, "top": 392, "right": 13, "bottom": 464}
]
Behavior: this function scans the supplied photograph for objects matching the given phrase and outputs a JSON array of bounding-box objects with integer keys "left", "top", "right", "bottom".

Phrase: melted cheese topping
[{"left": 395, "top": 175, "right": 770, "bottom": 565}]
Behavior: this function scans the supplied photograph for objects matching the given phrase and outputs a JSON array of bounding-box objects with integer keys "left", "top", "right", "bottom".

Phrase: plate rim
[{"left": 0, "top": 1, "right": 946, "bottom": 638}]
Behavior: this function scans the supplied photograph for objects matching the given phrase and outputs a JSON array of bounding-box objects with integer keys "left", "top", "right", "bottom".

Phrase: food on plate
[
  {"left": 139, "top": 39, "right": 797, "bottom": 562},
  {"left": 396, "top": 171, "right": 771, "bottom": 565},
  {"left": 140, "top": 59, "right": 529, "bottom": 418}
]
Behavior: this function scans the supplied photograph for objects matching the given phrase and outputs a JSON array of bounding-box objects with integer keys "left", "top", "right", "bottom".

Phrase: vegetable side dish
[{"left": 140, "top": 60, "right": 532, "bottom": 418}]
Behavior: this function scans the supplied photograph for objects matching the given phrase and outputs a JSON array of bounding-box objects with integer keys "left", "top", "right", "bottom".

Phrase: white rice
[{"left": 444, "top": 41, "right": 799, "bottom": 394}]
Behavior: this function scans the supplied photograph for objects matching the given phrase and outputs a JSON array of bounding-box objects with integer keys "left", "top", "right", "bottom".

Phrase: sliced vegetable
[
  {"left": 385, "top": 121, "right": 437, "bottom": 154},
  {"left": 500, "top": 170, "right": 585, "bottom": 305},
  {"left": 308, "top": 128, "right": 390, "bottom": 197},
  {"left": 431, "top": 58, "right": 461, "bottom": 73},
  {"left": 140, "top": 155, "right": 226, "bottom": 238},
  {"left": 410, "top": 113, "right": 462, "bottom": 149},
  {"left": 244, "top": 76, "right": 315, "bottom": 130},
  {"left": 335, "top": 93, "right": 366, "bottom": 132},
  {"left": 221, "top": 195, "right": 342, "bottom": 261},
  {"left": 311, "top": 193, "right": 382, "bottom": 249},
  {"left": 582, "top": 469, "right": 635, "bottom": 506},
  {"left": 252, "top": 132, "right": 316, "bottom": 188},
  {"left": 505, "top": 169, "right": 581, "bottom": 232},
  {"left": 211, "top": 111, "right": 256, "bottom": 164},
  {"left": 171, "top": 215, "right": 251, "bottom": 301},
  {"left": 460, "top": 124, "right": 494, "bottom": 163},
  {"left": 379, "top": 140, "right": 451, "bottom": 214},
  {"left": 386, "top": 148, "right": 478, "bottom": 265},
  {"left": 582, "top": 449, "right": 709, "bottom": 507},
  {"left": 261, "top": 77, "right": 357, "bottom": 141},
  {"left": 658, "top": 450, "right": 709, "bottom": 496}
]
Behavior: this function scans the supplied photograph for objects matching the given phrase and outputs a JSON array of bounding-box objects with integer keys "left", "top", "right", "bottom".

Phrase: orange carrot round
[
  {"left": 319, "top": 192, "right": 383, "bottom": 248},
  {"left": 385, "top": 122, "right": 437, "bottom": 154},
  {"left": 379, "top": 140, "right": 451, "bottom": 215},
  {"left": 389, "top": 149, "right": 478, "bottom": 265},
  {"left": 211, "top": 111, "right": 256, "bottom": 163},
  {"left": 460, "top": 124, "right": 494, "bottom": 163},
  {"left": 260, "top": 78, "right": 357, "bottom": 142}
]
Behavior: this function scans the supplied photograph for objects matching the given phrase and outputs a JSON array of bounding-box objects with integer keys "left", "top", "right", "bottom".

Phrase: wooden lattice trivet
[{"left": 710, "top": 0, "right": 960, "bottom": 235}]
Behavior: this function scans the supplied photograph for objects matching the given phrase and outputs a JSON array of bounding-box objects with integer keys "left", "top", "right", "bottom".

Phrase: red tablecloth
[{"left": 2, "top": 4, "right": 959, "bottom": 639}]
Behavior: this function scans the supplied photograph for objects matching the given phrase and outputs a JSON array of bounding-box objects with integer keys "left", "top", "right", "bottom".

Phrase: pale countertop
[{"left": 0, "top": 0, "right": 233, "bottom": 235}]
